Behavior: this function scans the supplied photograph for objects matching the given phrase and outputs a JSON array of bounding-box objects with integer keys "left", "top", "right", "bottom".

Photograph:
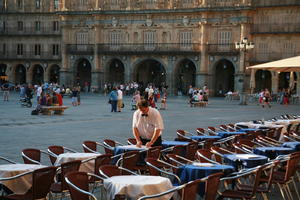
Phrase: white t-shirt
[
  {"left": 117, "top": 90, "right": 123, "bottom": 100},
  {"left": 37, "top": 86, "right": 42, "bottom": 97},
  {"left": 132, "top": 107, "right": 164, "bottom": 140}
]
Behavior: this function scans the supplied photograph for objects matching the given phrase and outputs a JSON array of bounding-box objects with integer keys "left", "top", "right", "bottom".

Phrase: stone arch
[
  {"left": 213, "top": 59, "right": 235, "bottom": 96},
  {"left": 133, "top": 58, "right": 166, "bottom": 88},
  {"left": 31, "top": 64, "right": 44, "bottom": 85},
  {"left": 48, "top": 64, "right": 60, "bottom": 84},
  {"left": 173, "top": 58, "right": 196, "bottom": 95},
  {"left": 255, "top": 70, "right": 272, "bottom": 92},
  {"left": 14, "top": 64, "right": 26, "bottom": 85},
  {"left": 105, "top": 58, "right": 125, "bottom": 85},
  {"left": 74, "top": 58, "right": 91, "bottom": 88}
]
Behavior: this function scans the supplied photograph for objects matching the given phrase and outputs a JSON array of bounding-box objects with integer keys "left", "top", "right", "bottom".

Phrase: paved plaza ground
[
  {"left": 0, "top": 92, "right": 299, "bottom": 199},
  {"left": 0, "top": 91, "right": 299, "bottom": 163}
]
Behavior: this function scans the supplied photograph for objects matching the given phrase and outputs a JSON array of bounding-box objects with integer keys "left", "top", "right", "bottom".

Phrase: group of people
[
  {"left": 188, "top": 84, "right": 209, "bottom": 105},
  {"left": 258, "top": 88, "right": 294, "bottom": 107}
]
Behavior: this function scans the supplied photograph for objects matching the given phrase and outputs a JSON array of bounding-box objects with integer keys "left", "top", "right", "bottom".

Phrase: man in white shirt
[
  {"left": 132, "top": 99, "right": 164, "bottom": 148},
  {"left": 117, "top": 86, "right": 123, "bottom": 112},
  {"left": 36, "top": 85, "right": 42, "bottom": 103}
]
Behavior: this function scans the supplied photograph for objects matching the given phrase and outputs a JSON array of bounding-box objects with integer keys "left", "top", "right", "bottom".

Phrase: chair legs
[
  {"left": 277, "top": 183, "right": 290, "bottom": 200},
  {"left": 292, "top": 177, "right": 300, "bottom": 200}
]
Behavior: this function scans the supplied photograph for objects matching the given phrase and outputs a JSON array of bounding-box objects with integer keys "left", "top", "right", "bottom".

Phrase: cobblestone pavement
[{"left": 0, "top": 92, "right": 299, "bottom": 199}]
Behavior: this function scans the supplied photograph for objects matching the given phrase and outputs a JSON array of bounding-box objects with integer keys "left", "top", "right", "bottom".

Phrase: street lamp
[{"left": 235, "top": 37, "right": 254, "bottom": 105}]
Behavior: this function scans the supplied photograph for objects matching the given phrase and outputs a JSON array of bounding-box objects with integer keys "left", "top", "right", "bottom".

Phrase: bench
[
  {"left": 40, "top": 106, "right": 69, "bottom": 115},
  {"left": 190, "top": 101, "right": 207, "bottom": 107}
]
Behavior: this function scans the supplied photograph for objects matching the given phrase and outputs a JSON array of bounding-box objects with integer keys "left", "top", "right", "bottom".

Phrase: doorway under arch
[
  {"left": 107, "top": 59, "right": 124, "bottom": 85},
  {"left": 49, "top": 65, "right": 60, "bottom": 84},
  {"left": 135, "top": 59, "right": 166, "bottom": 88},
  {"left": 0, "top": 64, "right": 7, "bottom": 84},
  {"left": 255, "top": 70, "right": 272, "bottom": 92},
  {"left": 15, "top": 64, "right": 26, "bottom": 85},
  {"left": 214, "top": 59, "right": 235, "bottom": 96},
  {"left": 32, "top": 64, "right": 44, "bottom": 85},
  {"left": 279, "top": 72, "right": 298, "bottom": 91},
  {"left": 175, "top": 59, "right": 196, "bottom": 95},
  {"left": 75, "top": 59, "right": 91, "bottom": 88}
]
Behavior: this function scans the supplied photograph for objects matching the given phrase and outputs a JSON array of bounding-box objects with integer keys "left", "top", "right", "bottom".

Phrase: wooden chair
[
  {"left": 103, "top": 139, "right": 124, "bottom": 154},
  {"left": 22, "top": 148, "right": 52, "bottom": 165},
  {"left": 127, "top": 138, "right": 137, "bottom": 145},
  {"left": 50, "top": 160, "right": 82, "bottom": 199},
  {"left": 1, "top": 166, "right": 57, "bottom": 200},
  {"left": 99, "top": 165, "right": 138, "bottom": 178},
  {"left": 207, "top": 127, "right": 218, "bottom": 136},
  {"left": 146, "top": 146, "right": 162, "bottom": 159},
  {"left": 196, "top": 128, "right": 206, "bottom": 135},
  {"left": 47, "top": 145, "right": 77, "bottom": 165},
  {"left": 186, "top": 141, "right": 198, "bottom": 161},
  {"left": 196, "top": 149, "right": 219, "bottom": 164},
  {"left": 82, "top": 140, "right": 105, "bottom": 154},
  {"left": 176, "top": 129, "right": 195, "bottom": 142},
  {"left": 116, "top": 151, "right": 140, "bottom": 172},
  {"left": 65, "top": 171, "right": 103, "bottom": 200}
]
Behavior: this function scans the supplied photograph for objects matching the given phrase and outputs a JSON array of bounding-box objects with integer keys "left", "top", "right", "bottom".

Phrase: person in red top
[{"left": 55, "top": 91, "right": 63, "bottom": 106}]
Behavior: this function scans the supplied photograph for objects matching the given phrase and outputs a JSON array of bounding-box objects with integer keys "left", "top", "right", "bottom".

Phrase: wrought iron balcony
[
  {"left": 0, "top": 51, "right": 61, "bottom": 60},
  {"left": 66, "top": 44, "right": 95, "bottom": 55},
  {"left": 252, "top": 0, "right": 300, "bottom": 7},
  {"left": 251, "top": 24, "right": 300, "bottom": 34},
  {"left": 207, "top": 44, "right": 239, "bottom": 55},
  {"left": 0, "top": 27, "right": 61, "bottom": 36},
  {"left": 97, "top": 43, "right": 201, "bottom": 55}
]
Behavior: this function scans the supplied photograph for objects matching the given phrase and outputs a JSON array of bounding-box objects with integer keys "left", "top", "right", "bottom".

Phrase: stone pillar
[
  {"left": 272, "top": 72, "right": 279, "bottom": 94},
  {"left": 27, "top": 68, "right": 32, "bottom": 84},
  {"left": 167, "top": 56, "right": 176, "bottom": 95},
  {"left": 196, "top": 72, "right": 207, "bottom": 89},
  {"left": 91, "top": 70, "right": 101, "bottom": 92},
  {"left": 6, "top": 64, "right": 14, "bottom": 83}
]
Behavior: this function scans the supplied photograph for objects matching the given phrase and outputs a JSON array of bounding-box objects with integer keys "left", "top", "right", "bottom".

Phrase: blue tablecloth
[
  {"left": 253, "top": 147, "right": 294, "bottom": 159},
  {"left": 217, "top": 131, "right": 245, "bottom": 138},
  {"left": 190, "top": 136, "right": 221, "bottom": 141},
  {"left": 223, "top": 154, "right": 268, "bottom": 170},
  {"left": 177, "top": 164, "right": 234, "bottom": 196},
  {"left": 162, "top": 141, "right": 189, "bottom": 148},
  {"left": 281, "top": 142, "right": 300, "bottom": 151},
  {"left": 113, "top": 145, "right": 147, "bottom": 165}
]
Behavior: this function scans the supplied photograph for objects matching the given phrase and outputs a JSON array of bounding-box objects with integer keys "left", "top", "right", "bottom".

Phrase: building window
[
  {"left": 35, "top": 44, "right": 41, "bottom": 55},
  {"left": 110, "top": 31, "right": 121, "bottom": 47},
  {"left": 17, "top": 44, "right": 23, "bottom": 55},
  {"left": 35, "top": 21, "right": 41, "bottom": 31},
  {"left": 144, "top": 31, "right": 155, "bottom": 49},
  {"left": 111, "top": 0, "right": 119, "bottom": 6},
  {"left": 17, "top": 0, "right": 23, "bottom": 9},
  {"left": 17, "top": 21, "right": 23, "bottom": 31},
  {"left": 146, "top": 0, "right": 155, "bottom": 4},
  {"left": 54, "top": 0, "right": 59, "bottom": 9},
  {"left": 180, "top": 31, "right": 192, "bottom": 48},
  {"left": 183, "top": 0, "right": 193, "bottom": 3},
  {"left": 52, "top": 44, "right": 59, "bottom": 55},
  {"left": 76, "top": 32, "right": 88, "bottom": 51},
  {"left": 36, "top": 0, "right": 41, "bottom": 8},
  {"left": 257, "top": 43, "right": 269, "bottom": 61},
  {"left": 217, "top": 31, "right": 232, "bottom": 51},
  {"left": 283, "top": 42, "right": 295, "bottom": 58},
  {"left": 79, "top": 0, "right": 85, "bottom": 6},
  {"left": 53, "top": 21, "right": 59, "bottom": 31}
]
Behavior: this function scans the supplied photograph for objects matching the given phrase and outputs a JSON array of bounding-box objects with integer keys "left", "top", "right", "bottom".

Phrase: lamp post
[{"left": 235, "top": 37, "right": 254, "bottom": 105}]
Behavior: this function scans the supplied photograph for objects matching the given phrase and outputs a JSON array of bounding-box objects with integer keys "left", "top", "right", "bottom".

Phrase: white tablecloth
[
  {"left": 0, "top": 164, "right": 46, "bottom": 194},
  {"left": 104, "top": 175, "right": 173, "bottom": 200},
  {"left": 54, "top": 153, "right": 99, "bottom": 173}
]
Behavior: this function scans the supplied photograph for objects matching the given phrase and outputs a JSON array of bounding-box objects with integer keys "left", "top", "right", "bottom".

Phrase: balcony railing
[
  {"left": 249, "top": 52, "right": 300, "bottom": 63},
  {"left": 0, "top": 51, "right": 61, "bottom": 60},
  {"left": 207, "top": 44, "right": 239, "bottom": 55},
  {"left": 0, "top": 27, "right": 61, "bottom": 36},
  {"left": 252, "top": 0, "right": 300, "bottom": 7},
  {"left": 97, "top": 43, "right": 201, "bottom": 55},
  {"left": 66, "top": 44, "right": 95, "bottom": 55},
  {"left": 251, "top": 24, "right": 300, "bottom": 34}
]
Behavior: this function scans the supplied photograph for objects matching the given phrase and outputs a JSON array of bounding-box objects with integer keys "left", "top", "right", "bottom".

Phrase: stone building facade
[{"left": 0, "top": 0, "right": 300, "bottom": 95}]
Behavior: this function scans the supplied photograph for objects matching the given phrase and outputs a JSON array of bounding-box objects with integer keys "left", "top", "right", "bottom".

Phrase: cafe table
[
  {"left": 177, "top": 163, "right": 234, "bottom": 196},
  {"left": 223, "top": 154, "right": 268, "bottom": 170},
  {"left": 253, "top": 147, "right": 294, "bottom": 159},
  {"left": 281, "top": 142, "right": 300, "bottom": 151},
  {"left": 189, "top": 135, "right": 221, "bottom": 141},
  {"left": 0, "top": 164, "right": 46, "bottom": 194},
  {"left": 54, "top": 152, "right": 99, "bottom": 173},
  {"left": 103, "top": 175, "right": 173, "bottom": 200},
  {"left": 217, "top": 131, "right": 246, "bottom": 138},
  {"left": 161, "top": 141, "right": 189, "bottom": 149},
  {"left": 113, "top": 145, "right": 148, "bottom": 165}
]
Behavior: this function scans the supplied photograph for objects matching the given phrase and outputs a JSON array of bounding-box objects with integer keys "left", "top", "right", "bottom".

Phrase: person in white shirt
[
  {"left": 36, "top": 85, "right": 42, "bottom": 103},
  {"left": 132, "top": 99, "right": 164, "bottom": 148},
  {"left": 117, "top": 86, "right": 123, "bottom": 112}
]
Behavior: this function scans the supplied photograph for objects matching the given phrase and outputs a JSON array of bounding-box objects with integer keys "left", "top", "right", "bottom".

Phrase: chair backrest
[
  {"left": 48, "top": 145, "right": 64, "bottom": 165},
  {"left": 284, "top": 152, "right": 300, "bottom": 182},
  {"left": 82, "top": 141, "right": 97, "bottom": 153},
  {"left": 196, "top": 128, "right": 205, "bottom": 135},
  {"left": 119, "top": 151, "right": 139, "bottom": 171},
  {"left": 103, "top": 139, "right": 115, "bottom": 154},
  {"left": 186, "top": 142, "right": 198, "bottom": 160},
  {"left": 219, "top": 125, "right": 228, "bottom": 132},
  {"left": 99, "top": 165, "right": 130, "bottom": 177},
  {"left": 22, "top": 148, "right": 41, "bottom": 164},
  {"left": 196, "top": 149, "right": 214, "bottom": 163},
  {"left": 60, "top": 160, "right": 82, "bottom": 191},
  {"left": 176, "top": 129, "right": 189, "bottom": 141},
  {"left": 146, "top": 146, "right": 162, "bottom": 159},
  {"left": 94, "top": 154, "right": 112, "bottom": 176},
  {"left": 207, "top": 127, "right": 217, "bottom": 136},
  {"left": 204, "top": 172, "right": 223, "bottom": 200},
  {"left": 65, "top": 171, "right": 90, "bottom": 200},
  {"left": 32, "top": 166, "right": 57, "bottom": 199},
  {"left": 237, "top": 139, "right": 256, "bottom": 148},
  {"left": 145, "top": 158, "right": 173, "bottom": 176},
  {"left": 172, "top": 145, "right": 186, "bottom": 157},
  {"left": 127, "top": 138, "right": 137, "bottom": 145},
  {"left": 210, "top": 146, "right": 229, "bottom": 163}
]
